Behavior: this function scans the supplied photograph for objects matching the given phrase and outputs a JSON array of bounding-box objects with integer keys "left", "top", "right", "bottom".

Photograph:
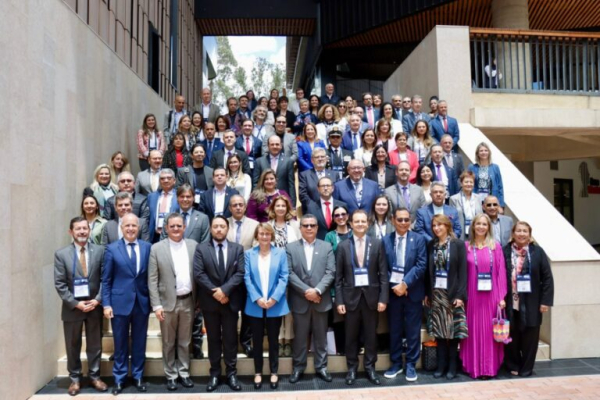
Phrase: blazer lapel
[
  {"left": 223, "top": 244, "right": 235, "bottom": 278},
  {"left": 185, "top": 212, "right": 198, "bottom": 238},
  {"left": 208, "top": 243, "right": 223, "bottom": 280},
  {"left": 268, "top": 250, "right": 279, "bottom": 297},
  {"left": 118, "top": 240, "right": 136, "bottom": 276},
  {"left": 164, "top": 242, "right": 176, "bottom": 277}
]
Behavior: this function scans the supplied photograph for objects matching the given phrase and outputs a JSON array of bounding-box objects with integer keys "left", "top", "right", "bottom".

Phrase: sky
[{"left": 227, "top": 36, "right": 286, "bottom": 75}]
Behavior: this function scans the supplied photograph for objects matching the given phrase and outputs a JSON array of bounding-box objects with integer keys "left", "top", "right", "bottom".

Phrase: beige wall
[{"left": 0, "top": 0, "right": 170, "bottom": 398}]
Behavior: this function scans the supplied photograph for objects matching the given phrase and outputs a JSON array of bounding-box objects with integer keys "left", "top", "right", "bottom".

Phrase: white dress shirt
[
  {"left": 169, "top": 238, "right": 192, "bottom": 297},
  {"left": 303, "top": 239, "right": 316, "bottom": 271},
  {"left": 214, "top": 188, "right": 227, "bottom": 215},
  {"left": 213, "top": 239, "right": 228, "bottom": 270},
  {"left": 433, "top": 204, "right": 445, "bottom": 215}
]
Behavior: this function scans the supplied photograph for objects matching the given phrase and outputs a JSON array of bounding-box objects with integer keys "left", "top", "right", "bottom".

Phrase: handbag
[
  {"left": 421, "top": 340, "right": 437, "bottom": 371},
  {"left": 492, "top": 306, "right": 512, "bottom": 344}
]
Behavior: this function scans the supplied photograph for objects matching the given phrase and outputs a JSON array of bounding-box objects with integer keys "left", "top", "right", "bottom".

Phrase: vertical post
[
  {"left": 583, "top": 40, "right": 589, "bottom": 92},
  {"left": 536, "top": 37, "right": 541, "bottom": 90},
  {"left": 549, "top": 37, "right": 554, "bottom": 90},
  {"left": 542, "top": 38, "right": 547, "bottom": 91},
  {"left": 569, "top": 39, "right": 574, "bottom": 91}
]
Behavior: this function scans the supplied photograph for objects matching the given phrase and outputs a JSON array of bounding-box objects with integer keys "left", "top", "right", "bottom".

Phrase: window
[
  {"left": 148, "top": 23, "right": 160, "bottom": 93},
  {"left": 169, "top": 0, "right": 179, "bottom": 90},
  {"left": 554, "top": 178, "right": 574, "bottom": 225}
]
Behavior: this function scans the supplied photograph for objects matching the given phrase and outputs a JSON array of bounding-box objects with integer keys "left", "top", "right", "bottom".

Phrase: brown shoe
[
  {"left": 68, "top": 381, "right": 80, "bottom": 396},
  {"left": 90, "top": 378, "right": 108, "bottom": 392}
]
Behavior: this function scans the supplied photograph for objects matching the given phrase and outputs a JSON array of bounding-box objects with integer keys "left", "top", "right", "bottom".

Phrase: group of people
[{"left": 54, "top": 84, "right": 554, "bottom": 396}]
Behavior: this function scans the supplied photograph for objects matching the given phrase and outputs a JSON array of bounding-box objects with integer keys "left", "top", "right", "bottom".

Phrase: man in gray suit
[
  {"left": 101, "top": 192, "right": 150, "bottom": 245},
  {"left": 148, "top": 212, "right": 197, "bottom": 391},
  {"left": 484, "top": 195, "right": 513, "bottom": 246},
  {"left": 194, "top": 87, "right": 220, "bottom": 123},
  {"left": 262, "top": 115, "right": 298, "bottom": 161},
  {"left": 136, "top": 150, "right": 163, "bottom": 196},
  {"left": 385, "top": 161, "right": 427, "bottom": 223},
  {"left": 440, "top": 134, "right": 464, "bottom": 180},
  {"left": 163, "top": 95, "right": 189, "bottom": 143},
  {"left": 286, "top": 214, "right": 336, "bottom": 384},
  {"left": 176, "top": 144, "right": 214, "bottom": 202},
  {"left": 54, "top": 217, "right": 108, "bottom": 396},
  {"left": 104, "top": 171, "right": 150, "bottom": 222},
  {"left": 161, "top": 184, "right": 209, "bottom": 244},
  {"left": 253, "top": 134, "right": 296, "bottom": 202}
]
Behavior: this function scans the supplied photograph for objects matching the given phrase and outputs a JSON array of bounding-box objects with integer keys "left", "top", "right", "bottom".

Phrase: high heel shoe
[
  {"left": 270, "top": 374, "right": 279, "bottom": 389},
  {"left": 254, "top": 374, "right": 262, "bottom": 390}
]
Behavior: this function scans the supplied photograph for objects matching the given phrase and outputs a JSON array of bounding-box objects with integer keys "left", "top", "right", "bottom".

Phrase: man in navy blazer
[
  {"left": 362, "top": 92, "right": 380, "bottom": 129},
  {"left": 333, "top": 159, "right": 380, "bottom": 214},
  {"left": 382, "top": 208, "right": 427, "bottom": 381},
  {"left": 440, "top": 134, "right": 465, "bottom": 179},
  {"left": 305, "top": 176, "right": 347, "bottom": 240},
  {"left": 200, "top": 123, "right": 224, "bottom": 162},
  {"left": 198, "top": 167, "right": 239, "bottom": 220},
  {"left": 402, "top": 95, "right": 431, "bottom": 134},
  {"left": 298, "top": 148, "right": 338, "bottom": 211},
  {"left": 235, "top": 118, "right": 262, "bottom": 176},
  {"left": 147, "top": 169, "right": 180, "bottom": 242},
  {"left": 102, "top": 213, "right": 152, "bottom": 395},
  {"left": 430, "top": 101, "right": 460, "bottom": 150},
  {"left": 341, "top": 114, "right": 364, "bottom": 152},
  {"left": 320, "top": 83, "right": 340, "bottom": 105},
  {"left": 413, "top": 182, "right": 462, "bottom": 241},
  {"left": 429, "top": 145, "right": 459, "bottom": 197}
]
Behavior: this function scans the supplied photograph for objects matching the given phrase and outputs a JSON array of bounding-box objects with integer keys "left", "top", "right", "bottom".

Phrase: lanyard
[
  {"left": 473, "top": 246, "right": 494, "bottom": 275},
  {"left": 349, "top": 236, "right": 371, "bottom": 270},
  {"left": 515, "top": 248, "right": 532, "bottom": 275},
  {"left": 376, "top": 222, "right": 386, "bottom": 239}
]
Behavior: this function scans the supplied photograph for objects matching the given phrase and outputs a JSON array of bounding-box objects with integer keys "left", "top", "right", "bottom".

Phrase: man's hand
[
  {"left": 304, "top": 288, "right": 321, "bottom": 303},
  {"left": 103, "top": 307, "right": 114, "bottom": 319},
  {"left": 266, "top": 298, "right": 277, "bottom": 309},
  {"left": 377, "top": 302, "right": 387, "bottom": 312},
  {"left": 155, "top": 308, "right": 165, "bottom": 322},
  {"left": 337, "top": 305, "right": 346, "bottom": 315},
  {"left": 392, "top": 282, "right": 408, "bottom": 297},
  {"left": 257, "top": 298, "right": 269, "bottom": 309},
  {"left": 212, "top": 287, "right": 225, "bottom": 302},
  {"left": 219, "top": 295, "right": 230, "bottom": 305}
]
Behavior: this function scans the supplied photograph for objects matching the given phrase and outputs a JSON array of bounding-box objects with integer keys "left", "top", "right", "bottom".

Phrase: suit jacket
[
  {"left": 163, "top": 109, "right": 190, "bottom": 138},
  {"left": 253, "top": 153, "right": 297, "bottom": 203},
  {"left": 334, "top": 236, "right": 389, "bottom": 311},
  {"left": 326, "top": 146, "right": 353, "bottom": 179},
  {"left": 468, "top": 163, "right": 505, "bottom": 207},
  {"left": 226, "top": 217, "right": 259, "bottom": 250},
  {"left": 194, "top": 240, "right": 246, "bottom": 313},
  {"left": 492, "top": 214, "right": 514, "bottom": 247},
  {"left": 333, "top": 177, "right": 380, "bottom": 214},
  {"left": 286, "top": 239, "right": 336, "bottom": 314},
  {"left": 449, "top": 192, "right": 484, "bottom": 239},
  {"left": 382, "top": 231, "right": 428, "bottom": 302},
  {"left": 135, "top": 168, "right": 160, "bottom": 196},
  {"left": 362, "top": 107, "right": 381, "bottom": 128},
  {"left": 147, "top": 189, "right": 180, "bottom": 236},
  {"left": 430, "top": 115, "right": 460, "bottom": 147},
  {"left": 424, "top": 238, "right": 467, "bottom": 302},
  {"left": 159, "top": 209, "right": 210, "bottom": 243},
  {"left": 305, "top": 198, "right": 347, "bottom": 240},
  {"left": 297, "top": 140, "right": 327, "bottom": 172},
  {"left": 200, "top": 138, "right": 224, "bottom": 162},
  {"left": 101, "top": 218, "right": 151, "bottom": 245},
  {"left": 429, "top": 162, "right": 459, "bottom": 196},
  {"left": 235, "top": 135, "right": 263, "bottom": 166},
  {"left": 341, "top": 131, "right": 363, "bottom": 152},
  {"left": 261, "top": 132, "right": 298, "bottom": 162},
  {"left": 244, "top": 246, "right": 290, "bottom": 318},
  {"left": 198, "top": 187, "right": 239, "bottom": 220},
  {"left": 102, "top": 239, "right": 152, "bottom": 316},
  {"left": 442, "top": 151, "right": 465, "bottom": 180},
  {"left": 402, "top": 111, "right": 431, "bottom": 134},
  {"left": 175, "top": 165, "right": 214, "bottom": 194},
  {"left": 194, "top": 102, "right": 220, "bottom": 123},
  {"left": 209, "top": 148, "right": 251, "bottom": 173},
  {"left": 320, "top": 93, "right": 340, "bottom": 105},
  {"left": 54, "top": 243, "right": 104, "bottom": 322},
  {"left": 148, "top": 238, "right": 198, "bottom": 312},
  {"left": 413, "top": 204, "right": 462, "bottom": 241},
  {"left": 104, "top": 192, "right": 150, "bottom": 221},
  {"left": 366, "top": 220, "right": 394, "bottom": 240},
  {"left": 503, "top": 243, "right": 554, "bottom": 327},
  {"left": 385, "top": 183, "right": 427, "bottom": 223},
  {"left": 364, "top": 165, "right": 397, "bottom": 189},
  {"left": 298, "top": 168, "right": 338, "bottom": 211}
]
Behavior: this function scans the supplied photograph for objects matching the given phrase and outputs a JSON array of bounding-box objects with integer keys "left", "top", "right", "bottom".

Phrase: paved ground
[{"left": 30, "top": 374, "right": 600, "bottom": 399}]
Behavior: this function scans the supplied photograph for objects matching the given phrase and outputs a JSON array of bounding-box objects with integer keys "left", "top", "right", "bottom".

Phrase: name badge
[
  {"left": 464, "top": 219, "right": 472, "bottom": 236},
  {"left": 435, "top": 270, "right": 448, "bottom": 289},
  {"left": 354, "top": 268, "right": 369, "bottom": 287},
  {"left": 390, "top": 266, "right": 405, "bottom": 284},
  {"left": 73, "top": 278, "right": 90, "bottom": 299},
  {"left": 477, "top": 273, "right": 492, "bottom": 291},
  {"left": 517, "top": 274, "right": 532, "bottom": 293},
  {"left": 343, "top": 155, "right": 351, "bottom": 162},
  {"left": 194, "top": 189, "right": 203, "bottom": 204},
  {"left": 249, "top": 157, "right": 254, "bottom": 170},
  {"left": 157, "top": 212, "right": 166, "bottom": 229}
]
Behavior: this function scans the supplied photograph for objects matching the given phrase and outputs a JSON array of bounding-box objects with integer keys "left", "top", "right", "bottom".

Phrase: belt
[{"left": 177, "top": 292, "right": 192, "bottom": 300}]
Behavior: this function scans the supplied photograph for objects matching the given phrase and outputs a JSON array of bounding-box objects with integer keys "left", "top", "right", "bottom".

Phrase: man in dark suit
[
  {"left": 104, "top": 171, "right": 150, "bottom": 221},
  {"left": 335, "top": 210, "right": 389, "bottom": 386},
  {"left": 326, "top": 127, "right": 353, "bottom": 180},
  {"left": 147, "top": 169, "right": 180, "bottom": 242},
  {"left": 194, "top": 87, "right": 220, "bottom": 123},
  {"left": 253, "top": 134, "right": 296, "bottom": 202},
  {"left": 200, "top": 123, "right": 224, "bottom": 163},
  {"left": 430, "top": 100, "right": 460, "bottom": 149},
  {"left": 440, "top": 134, "right": 465, "bottom": 180},
  {"left": 341, "top": 114, "right": 364, "bottom": 152},
  {"left": 102, "top": 214, "right": 152, "bottom": 395},
  {"left": 235, "top": 118, "right": 262, "bottom": 178},
  {"left": 194, "top": 216, "right": 245, "bottom": 392},
  {"left": 287, "top": 215, "right": 336, "bottom": 384},
  {"left": 414, "top": 182, "right": 462, "bottom": 241},
  {"left": 484, "top": 195, "right": 514, "bottom": 247},
  {"left": 298, "top": 147, "right": 338, "bottom": 211},
  {"left": 320, "top": 82, "right": 340, "bottom": 105},
  {"left": 391, "top": 95, "right": 410, "bottom": 120},
  {"left": 163, "top": 95, "right": 189, "bottom": 143},
  {"left": 148, "top": 213, "right": 198, "bottom": 391},
  {"left": 160, "top": 184, "right": 210, "bottom": 243},
  {"left": 384, "top": 161, "right": 427, "bottom": 223},
  {"left": 382, "top": 208, "right": 427, "bottom": 382},
  {"left": 333, "top": 159, "right": 380, "bottom": 214},
  {"left": 101, "top": 192, "right": 151, "bottom": 245},
  {"left": 362, "top": 92, "right": 380, "bottom": 129},
  {"left": 135, "top": 150, "right": 163, "bottom": 196},
  {"left": 54, "top": 217, "right": 108, "bottom": 396},
  {"left": 306, "top": 176, "right": 347, "bottom": 240},
  {"left": 429, "top": 145, "right": 459, "bottom": 197},
  {"left": 176, "top": 144, "right": 214, "bottom": 203},
  {"left": 198, "top": 167, "right": 239, "bottom": 220},
  {"left": 209, "top": 130, "right": 251, "bottom": 173},
  {"left": 402, "top": 95, "right": 431, "bottom": 134},
  {"left": 262, "top": 115, "right": 298, "bottom": 162}
]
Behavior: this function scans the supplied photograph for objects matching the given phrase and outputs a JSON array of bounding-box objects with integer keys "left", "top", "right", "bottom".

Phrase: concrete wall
[{"left": 0, "top": 0, "right": 170, "bottom": 398}]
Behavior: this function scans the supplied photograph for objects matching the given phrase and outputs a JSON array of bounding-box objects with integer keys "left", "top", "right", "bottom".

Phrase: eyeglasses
[
  {"left": 334, "top": 213, "right": 347, "bottom": 218},
  {"left": 230, "top": 203, "right": 244, "bottom": 208},
  {"left": 403, "top": 100, "right": 411, "bottom": 103},
  {"left": 338, "top": 105, "right": 346, "bottom": 108},
  {"left": 395, "top": 218, "right": 410, "bottom": 223},
  {"left": 276, "top": 121, "right": 287, "bottom": 124},
  {"left": 301, "top": 224, "right": 317, "bottom": 228},
  {"left": 485, "top": 203, "right": 499, "bottom": 207}
]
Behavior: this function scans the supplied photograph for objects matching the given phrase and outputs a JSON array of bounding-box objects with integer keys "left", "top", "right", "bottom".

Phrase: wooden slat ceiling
[
  {"left": 196, "top": 18, "right": 315, "bottom": 36},
  {"left": 326, "top": 0, "right": 600, "bottom": 49}
]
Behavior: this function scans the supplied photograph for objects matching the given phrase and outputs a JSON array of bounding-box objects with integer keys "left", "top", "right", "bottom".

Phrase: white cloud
[
  {"left": 229, "top": 36, "right": 280, "bottom": 56},
  {"left": 269, "top": 44, "right": 286, "bottom": 66}
]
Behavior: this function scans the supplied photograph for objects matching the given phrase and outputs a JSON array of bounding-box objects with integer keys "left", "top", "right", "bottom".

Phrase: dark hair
[
  {"left": 393, "top": 207, "right": 410, "bottom": 217},
  {"left": 176, "top": 183, "right": 194, "bottom": 197},
  {"left": 330, "top": 205, "right": 349, "bottom": 231},
  {"left": 370, "top": 144, "right": 390, "bottom": 166},
  {"left": 238, "top": 95, "right": 249, "bottom": 101},
  {"left": 351, "top": 209, "right": 369, "bottom": 222},
  {"left": 416, "top": 164, "right": 433, "bottom": 186},
  {"left": 190, "top": 111, "right": 204, "bottom": 127},
  {"left": 80, "top": 195, "right": 100, "bottom": 218},
  {"left": 368, "top": 194, "right": 392, "bottom": 226},
  {"left": 215, "top": 115, "right": 231, "bottom": 131},
  {"left": 277, "top": 96, "right": 289, "bottom": 105},
  {"left": 309, "top": 95, "right": 321, "bottom": 111},
  {"left": 165, "top": 212, "right": 184, "bottom": 227},
  {"left": 211, "top": 215, "right": 230, "bottom": 227},
  {"left": 226, "top": 97, "right": 238, "bottom": 106},
  {"left": 70, "top": 216, "right": 88, "bottom": 230},
  {"left": 191, "top": 143, "right": 206, "bottom": 154}
]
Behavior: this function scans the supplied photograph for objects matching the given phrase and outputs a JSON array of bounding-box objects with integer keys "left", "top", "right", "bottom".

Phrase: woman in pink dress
[{"left": 460, "top": 213, "right": 507, "bottom": 379}]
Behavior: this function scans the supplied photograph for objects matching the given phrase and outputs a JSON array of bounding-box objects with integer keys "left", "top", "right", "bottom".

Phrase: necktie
[
  {"left": 396, "top": 236, "right": 405, "bottom": 268},
  {"left": 357, "top": 238, "right": 365, "bottom": 267},
  {"left": 228, "top": 150, "right": 232, "bottom": 157},
  {"left": 324, "top": 201, "right": 332, "bottom": 228},
  {"left": 208, "top": 140, "right": 213, "bottom": 158},
  {"left": 218, "top": 243, "right": 225, "bottom": 272},
  {"left": 352, "top": 134, "right": 358, "bottom": 150},
  {"left": 182, "top": 212, "right": 189, "bottom": 233},
  {"left": 446, "top": 153, "right": 454, "bottom": 168},
  {"left": 128, "top": 242, "right": 138, "bottom": 274},
  {"left": 354, "top": 182, "right": 362, "bottom": 205},
  {"left": 436, "top": 164, "right": 443, "bottom": 181},
  {"left": 236, "top": 220, "right": 242, "bottom": 243},
  {"left": 443, "top": 116, "right": 448, "bottom": 132},
  {"left": 402, "top": 186, "right": 411, "bottom": 209},
  {"left": 79, "top": 247, "right": 87, "bottom": 277},
  {"left": 367, "top": 107, "right": 374, "bottom": 127},
  {"left": 245, "top": 136, "right": 251, "bottom": 154},
  {"left": 160, "top": 191, "right": 169, "bottom": 213}
]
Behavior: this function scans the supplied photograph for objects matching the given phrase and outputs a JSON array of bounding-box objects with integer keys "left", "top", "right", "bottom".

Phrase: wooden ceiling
[
  {"left": 196, "top": 18, "right": 315, "bottom": 36},
  {"left": 326, "top": 0, "right": 600, "bottom": 49}
]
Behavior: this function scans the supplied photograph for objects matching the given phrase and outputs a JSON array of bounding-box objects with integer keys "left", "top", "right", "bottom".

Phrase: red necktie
[
  {"left": 324, "top": 201, "right": 332, "bottom": 228},
  {"left": 245, "top": 136, "right": 251, "bottom": 154},
  {"left": 443, "top": 116, "right": 448, "bottom": 132}
]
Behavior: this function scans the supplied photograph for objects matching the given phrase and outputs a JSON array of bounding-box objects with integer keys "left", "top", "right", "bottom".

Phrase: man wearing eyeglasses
[
  {"left": 483, "top": 195, "right": 513, "bottom": 246},
  {"left": 384, "top": 161, "right": 427, "bottom": 224},
  {"left": 298, "top": 147, "right": 338, "bottom": 212},
  {"left": 104, "top": 172, "right": 150, "bottom": 222},
  {"left": 333, "top": 159, "right": 380, "bottom": 214},
  {"left": 382, "top": 208, "right": 427, "bottom": 382},
  {"left": 261, "top": 115, "right": 298, "bottom": 162},
  {"left": 305, "top": 176, "right": 347, "bottom": 240},
  {"left": 286, "top": 214, "right": 336, "bottom": 384}
]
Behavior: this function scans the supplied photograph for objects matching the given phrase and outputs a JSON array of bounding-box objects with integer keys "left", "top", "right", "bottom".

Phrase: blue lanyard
[
  {"left": 473, "top": 246, "right": 494, "bottom": 275},
  {"left": 349, "top": 236, "right": 371, "bottom": 270}
]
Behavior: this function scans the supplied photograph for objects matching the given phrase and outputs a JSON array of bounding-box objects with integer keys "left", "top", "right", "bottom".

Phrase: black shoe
[
  {"left": 254, "top": 375, "right": 262, "bottom": 390},
  {"left": 134, "top": 379, "right": 147, "bottom": 392},
  {"left": 270, "top": 374, "right": 279, "bottom": 389},
  {"left": 345, "top": 370, "right": 356, "bottom": 385},
  {"left": 366, "top": 370, "right": 381, "bottom": 385},
  {"left": 166, "top": 379, "right": 177, "bottom": 391},
  {"left": 227, "top": 375, "right": 241, "bottom": 391},
  {"left": 111, "top": 383, "right": 123, "bottom": 396},
  {"left": 433, "top": 370, "right": 446, "bottom": 379},
  {"left": 193, "top": 351, "right": 204, "bottom": 359},
  {"left": 108, "top": 354, "right": 115, "bottom": 361},
  {"left": 206, "top": 376, "right": 219, "bottom": 392},
  {"left": 289, "top": 370, "right": 303, "bottom": 384},
  {"left": 316, "top": 369, "right": 333, "bottom": 382},
  {"left": 243, "top": 344, "right": 254, "bottom": 358},
  {"left": 446, "top": 370, "right": 457, "bottom": 380},
  {"left": 180, "top": 376, "right": 194, "bottom": 388}
]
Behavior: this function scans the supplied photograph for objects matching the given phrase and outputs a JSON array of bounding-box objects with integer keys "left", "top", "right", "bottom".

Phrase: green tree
[{"left": 213, "top": 37, "right": 238, "bottom": 106}]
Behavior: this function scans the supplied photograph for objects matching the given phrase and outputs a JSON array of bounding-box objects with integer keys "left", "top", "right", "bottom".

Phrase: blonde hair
[
  {"left": 411, "top": 120, "right": 434, "bottom": 148},
  {"left": 475, "top": 142, "right": 493, "bottom": 165},
  {"left": 254, "top": 222, "right": 275, "bottom": 241},
  {"left": 250, "top": 169, "right": 277, "bottom": 204},
  {"left": 89, "top": 164, "right": 118, "bottom": 192},
  {"left": 468, "top": 213, "right": 496, "bottom": 250}
]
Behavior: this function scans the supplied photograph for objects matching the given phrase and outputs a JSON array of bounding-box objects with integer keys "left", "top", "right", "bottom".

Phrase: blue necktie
[
  {"left": 396, "top": 236, "right": 405, "bottom": 268},
  {"left": 236, "top": 221, "right": 242, "bottom": 243},
  {"left": 402, "top": 186, "right": 411, "bottom": 209},
  {"left": 182, "top": 212, "right": 189, "bottom": 234},
  {"left": 128, "top": 242, "right": 138, "bottom": 274},
  {"left": 352, "top": 134, "right": 358, "bottom": 151}
]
